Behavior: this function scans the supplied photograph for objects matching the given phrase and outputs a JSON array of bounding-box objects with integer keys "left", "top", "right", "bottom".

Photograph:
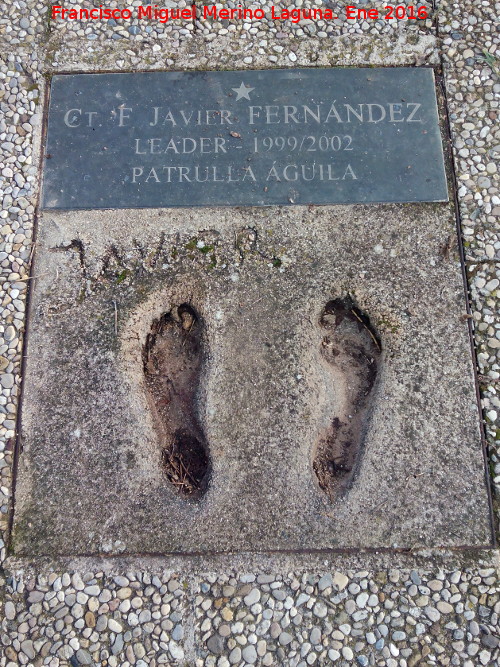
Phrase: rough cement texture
[{"left": 13, "top": 202, "right": 492, "bottom": 556}]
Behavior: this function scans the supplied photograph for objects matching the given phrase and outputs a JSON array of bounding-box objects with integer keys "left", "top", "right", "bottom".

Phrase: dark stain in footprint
[
  {"left": 142, "top": 304, "right": 210, "bottom": 498},
  {"left": 313, "top": 297, "right": 381, "bottom": 499}
]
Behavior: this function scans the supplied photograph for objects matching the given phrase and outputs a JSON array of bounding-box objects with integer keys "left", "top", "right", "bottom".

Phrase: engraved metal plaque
[{"left": 42, "top": 68, "right": 448, "bottom": 209}]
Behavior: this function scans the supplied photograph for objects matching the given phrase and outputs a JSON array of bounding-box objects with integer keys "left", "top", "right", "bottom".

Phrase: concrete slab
[{"left": 13, "top": 202, "right": 493, "bottom": 556}]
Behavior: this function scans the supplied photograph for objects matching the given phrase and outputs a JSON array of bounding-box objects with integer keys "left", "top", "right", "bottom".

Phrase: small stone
[
  {"left": 378, "top": 624, "right": 388, "bottom": 637},
  {"left": 242, "top": 645, "right": 258, "bottom": 664},
  {"left": 207, "top": 634, "right": 225, "bottom": 655},
  {"left": 479, "top": 649, "right": 491, "bottom": 665},
  {"left": 408, "top": 654, "right": 422, "bottom": 667},
  {"left": 333, "top": 572, "right": 349, "bottom": 590},
  {"left": 75, "top": 649, "right": 93, "bottom": 665},
  {"left": 270, "top": 622, "right": 281, "bottom": 638},
  {"left": 244, "top": 588, "right": 261, "bottom": 606},
  {"left": 221, "top": 606, "right": 233, "bottom": 621},
  {"left": 345, "top": 599, "right": 356, "bottom": 615},
  {"left": 481, "top": 633, "right": 499, "bottom": 649},
  {"left": 310, "top": 627, "right": 321, "bottom": 644},
  {"left": 218, "top": 624, "right": 231, "bottom": 637},
  {"left": 313, "top": 601, "right": 328, "bottom": 618},
  {"left": 425, "top": 606, "right": 441, "bottom": 622},
  {"left": 95, "top": 615, "right": 107, "bottom": 631},
  {"left": 138, "top": 609, "right": 151, "bottom": 623},
  {"left": 469, "top": 643, "right": 480, "bottom": 657},
  {"left": 5, "top": 648, "right": 17, "bottom": 661},
  {"left": 28, "top": 590, "right": 44, "bottom": 603},
  {"left": 229, "top": 647, "right": 242, "bottom": 664},
  {"left": 5, "top": 601, "right": 16, "bottom": 620},
  {"left": 470, "top": 621, "right": 480, "bottom": 636},
  {"left": 318, "top": 574, "right": 333, "bottom": 591},
  {"left": 437, "top": 601, "right": 453, "bottom": 614},
  {"left": 111, "top": 634, "right": 124, "bottom": 655},
  {"left": 117, "top": 587, "right": 132, "bottom": 599},
  {"left": 169, "top": 641, "right": 184, "bottom": 661},
  {"left": 85, "top": 611, "right": 96, "bottom": 627},
  {"left": 20, "top": 640, "right": 35, "bottom": 660},
  {"left": 410, "top": 571, "right": 421, "bottom": 585},
  {"left": 108, "top": 618, "right": 123, "bottom": 633},
  {"left": 356, "top": 592, "right": 369, "bottom": 608},
  {"left": 134, "top": 644, "right": 146, "bottom": 659},
  {"left": 486, "top": 245, "right": 495, "bottom": 259},
  {"left": 279, "top": 632, "right": 293, "bottom": 645},
  {"left": 485, "top": 279, "right": 499, "bottom": 292},
  {"left": 342, "top": 646, "right": 353, "bottom": 660},
  {"left": 1, "top": 373, "right": 14, "bottom": 389}
]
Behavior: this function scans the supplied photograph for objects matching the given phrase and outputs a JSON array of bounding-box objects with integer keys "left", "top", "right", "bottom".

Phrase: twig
[
  {"left": 405, "top": 472, "right": 425, "bottom": 481},
  {"left": 181, "top": 318, "right": 195, "bottom": 347},
  {"left": 440, "top": 235, "right": 453, "bottom": 260},
  {"left": 29, "top": 242, "right": 36, "bottom": 265},
  {"left": 12, "top": 273, "right": 46, "bottom": 282},
  {"left": 478, "top": 375, "right": 500, "bottom": 384},
  {"left": 351, "top": 309, "right": 381, "bottom": 351},
  {"left": 370, "top": 498, "right": 388, "bottom": 513}
]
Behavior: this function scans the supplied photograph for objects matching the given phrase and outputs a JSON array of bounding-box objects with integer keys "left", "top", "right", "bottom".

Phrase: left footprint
[{"left": 142, "top": 303, "right": 210, "bottom": 498}]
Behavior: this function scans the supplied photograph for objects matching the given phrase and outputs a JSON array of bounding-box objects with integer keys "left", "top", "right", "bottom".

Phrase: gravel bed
[
  {"left": 1, "top": 566, "right": 500, "bottom": 665},
  {"left": 441, "top": 21, "right": 500, "bottom": 502}
]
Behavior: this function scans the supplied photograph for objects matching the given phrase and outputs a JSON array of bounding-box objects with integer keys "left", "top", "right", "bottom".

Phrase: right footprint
[{"left": 313, "top": 297, "right": 381, "bottom": 499}]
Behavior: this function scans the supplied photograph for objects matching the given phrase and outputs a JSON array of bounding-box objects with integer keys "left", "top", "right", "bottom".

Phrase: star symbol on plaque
[{"left": 231, "top": 82, "right": 255, "bottom": 101}]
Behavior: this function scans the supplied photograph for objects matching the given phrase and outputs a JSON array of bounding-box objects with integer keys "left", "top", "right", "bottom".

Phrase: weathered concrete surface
[{"left": 13, "top": 203, "right": 493, "bottom": 555}]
